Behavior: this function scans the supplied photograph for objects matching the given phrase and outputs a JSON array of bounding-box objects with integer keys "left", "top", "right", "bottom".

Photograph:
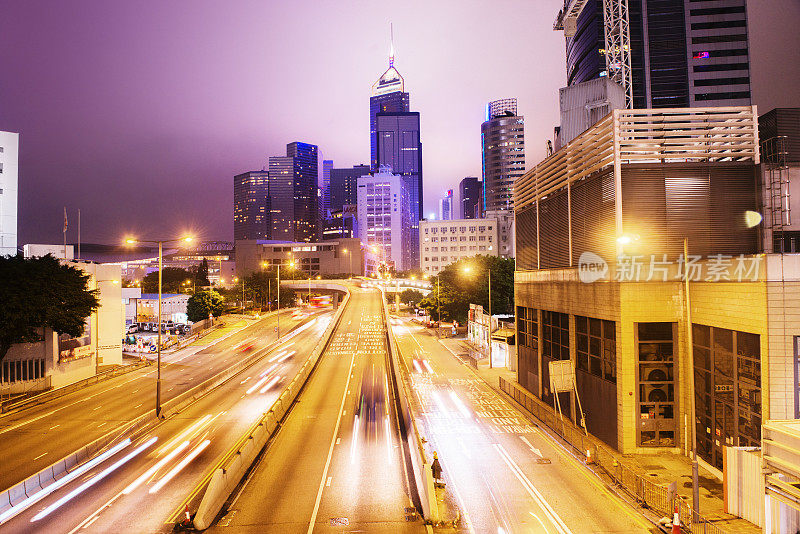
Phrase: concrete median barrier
[
  {"left": 380, "top": 290, "right": 440, "bottom": 523},
  {"left": 192, "top": 286, "right": 351, "bottom": 530}
]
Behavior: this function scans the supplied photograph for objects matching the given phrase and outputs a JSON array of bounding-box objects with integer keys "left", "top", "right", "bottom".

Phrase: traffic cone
[
  {"left": 672, "top": 504, "right": 681, "bottom": 534},
  {"left": 182, "top": 505, "right": 191, "bottom": 526}
]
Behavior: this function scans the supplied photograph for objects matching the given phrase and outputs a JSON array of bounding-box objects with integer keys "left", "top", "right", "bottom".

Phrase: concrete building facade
[
  {"left": 0, "top": 131, "right": 19, "bottom": 256},
  {"left": 514, "top": 107, "right": 771, "bottom": 473},
  {"left": 357, "top": 168, "right": 412, "bottom": 272},
  {"left": 235, "top": 238, "right": 363, "bottom": 278},
  {"left": 419, "top": 218, "right": 499, "bottom": 275},
  {"left": 0, "top": 262, "right": 123, "bottom": 394}
]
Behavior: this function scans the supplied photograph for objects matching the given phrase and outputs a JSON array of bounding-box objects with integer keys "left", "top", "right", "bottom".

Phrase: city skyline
[{"left": 1, "top": 0, "right": 799, "bottom": 246}]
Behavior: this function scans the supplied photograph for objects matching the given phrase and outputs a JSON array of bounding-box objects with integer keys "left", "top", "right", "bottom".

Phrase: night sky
[{"left": 2, "top": 0, "right": 799, "bottom": 246}]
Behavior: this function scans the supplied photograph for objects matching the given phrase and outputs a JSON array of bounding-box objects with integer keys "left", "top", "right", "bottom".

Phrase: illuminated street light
[{"left": 124, "top": 234, "right": 194, "bottom": 418}]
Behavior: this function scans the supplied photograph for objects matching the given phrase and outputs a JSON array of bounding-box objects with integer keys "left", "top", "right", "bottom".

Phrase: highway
[
  {"left": 0, "top": 309, "right": 317, "bottom": 493},
  {"left": 209, "top": 287, "right": 421, "bottom": 533},
  {"left": 0, "top": 307, "right": 334, "bottom": 533},
  {"left": 390, "top": 315, "right": 653, "bottom": 534}
]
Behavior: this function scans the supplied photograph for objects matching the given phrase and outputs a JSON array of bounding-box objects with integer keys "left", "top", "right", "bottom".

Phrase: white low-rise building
[
  {"left": 0, "top": 131, "right": 19, "bottom": 256},
  {"left": 419, "top": 218, "right": 499, "bottom": 274},
  {"left": 0, "top": 261, "right": 123, "bottom": 394}
]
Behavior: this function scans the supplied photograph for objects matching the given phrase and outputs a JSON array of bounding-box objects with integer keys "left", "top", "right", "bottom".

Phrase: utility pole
[{"left": 684, "top": 237, "right": 700, "bottom": 522}]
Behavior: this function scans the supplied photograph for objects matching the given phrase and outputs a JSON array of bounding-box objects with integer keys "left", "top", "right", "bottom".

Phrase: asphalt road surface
[
  {"left": 0, "top": 309, "right": 319, "bottom": 492},
  {"left": 209, "top": 287, "right": 421, "bottom": 533},
  {"left": 390, "top": 315, "right": 653, "bottom": 534},
  {"left": 0, "top": 308, "right": 334, "bottom": 533}
]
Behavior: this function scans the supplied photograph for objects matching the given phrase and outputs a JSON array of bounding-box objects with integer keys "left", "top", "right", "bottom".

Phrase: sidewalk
[{"left": 437, "top": 335, "right": 760, "bottom": 534}]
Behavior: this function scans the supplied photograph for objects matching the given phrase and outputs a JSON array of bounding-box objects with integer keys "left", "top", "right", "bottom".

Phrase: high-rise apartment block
[
  {"left": 481, "top": 99, "right": 525, "bottom": 213},
  {"left": 0, "top": 131, "right": 18, "bottom": 256},
  {"left": 356, "top": 167, "right": 412, "bottom": 272},
  {"left": 555, "top": 0, "right": 751, "bottom": 109},
  {"left": 233, "top": 170, "right": 270, "bottom": 241},
  {"left": 459, "top": 176, "right": 481, "bottom": 219},
  {"left": 420, "top": 218, "right": 499, "bottom": 275},
  {"left": 438, "top": 189, "right": 453, "bottom": 221},
  {"left": 329, "top": 164, "right": 371, "bottom": 213},
  {"left": 267, "top": 142, "right": 319, "bottom": 242}
]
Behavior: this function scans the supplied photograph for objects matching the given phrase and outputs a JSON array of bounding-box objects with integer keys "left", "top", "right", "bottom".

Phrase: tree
[
  {"left": 196, "top": 259, "right": 210, "bottom": 287},
  {"left": 418, "top": 255, "right": 515, "bottom": 324},
  {"left": 400, "top": 289, "right": 424, "bottom": 307},
  {"left": 142, "top": 267, "right": 194, "bottom": 294},
  {"left": 187, "top": 290, "right": 224, "bottom": 322},
  {"left": 0, "top": 254, "right": 100, "bottom": 364}
]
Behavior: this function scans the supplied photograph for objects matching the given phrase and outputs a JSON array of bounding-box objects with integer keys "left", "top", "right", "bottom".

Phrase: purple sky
[{"left": 2, "top": 1, "right": 799, "bottom": 246}]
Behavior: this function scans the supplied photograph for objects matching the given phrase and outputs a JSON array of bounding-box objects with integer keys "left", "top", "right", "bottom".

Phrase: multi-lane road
[
  {"left": 0, "top": 310, "right": 310, "bottom": 491},
  {"left": 210, "top": 287, "right": 420, "bottom": 533},
  {"left": 390, "top": 315, "right": 652, "bottom": 534},
  {"left": 0, "top": 308, "right": 333, "bottom": 532}
]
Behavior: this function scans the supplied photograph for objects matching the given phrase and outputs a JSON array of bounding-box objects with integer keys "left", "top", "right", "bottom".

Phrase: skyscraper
[
  {"left": 459, "top": 176, "right": 480, "bottom": 219},
  {"left": 321, "top": 159, "right": 333, "bottom": 220},
  {"left": 233, "top": 170, "right": 270, "bottom": 241},
  {"left": 370, "top": 39, "right": 410, "bottom": 171},
  {"left": 556, "top": 0, "right": 751, "bottom": 109},
  {"left": 329, "top": 164, "right": 371, "bottom": 213},
  {"left": 438, "top": 189, "right": 453, "bottom": 221},
  {"left": 376, "top": 112, "right": 422, "bottom": 266},
  {"left": 481, "top": 99, "right": 525, "bottom": 213},
  {"left": 267, "top": 142, "right": 319, "bottom": 242}
]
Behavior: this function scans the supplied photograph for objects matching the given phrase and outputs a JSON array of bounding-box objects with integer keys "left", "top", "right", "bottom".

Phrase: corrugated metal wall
[
  {"left": 724, "top": 446, "right": 763, "bottom": 526},
  {"left": 571, "top": 170, "right": 616, "bottom": 265},
  {"left": 516, "top": 205, "right": 538, "bottom": 270},
  {"left": 539, "top": 190, "right": 570, "bottom": 269}
]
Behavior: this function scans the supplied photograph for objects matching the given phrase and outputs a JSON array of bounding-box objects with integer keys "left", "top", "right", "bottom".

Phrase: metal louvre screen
[
  {"left": 621, "top": 163, "right": 758, "bottom": 257},
  {"left": 516, "top": 204, "right": 538, "bottom": 270},
  {"left": 539, "top": 189, "right": 570, "bottom": 269},
  {"left": 571, "top": 170, "right": 616, "bottom": 265}
]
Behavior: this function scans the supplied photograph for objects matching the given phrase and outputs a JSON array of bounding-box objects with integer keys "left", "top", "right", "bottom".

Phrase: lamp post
[
  {"left": 684, "top": 237, "right": 700, "bottom": 523},
  {"left": 342, "top": 248, "right": 352, "bottom": 278},
  {"left": 126, "top": 235, "right": 193, "bottom": 418}
]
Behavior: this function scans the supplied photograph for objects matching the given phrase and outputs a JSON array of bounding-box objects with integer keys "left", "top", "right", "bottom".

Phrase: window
[
  {"left": 693, "top": 325, "right": 761, "bottom": 469},
  {"left": 469, "top": 236, "right": 476, "bottom": 242},
  {"left": 695, "top": 91, "right": 751, "bottom": 101},
  {"left": 517, "top": 307, "right": 539, "bottom": 377},
  {"left": 479, "top": 246, "right": 486, "bottom": 251},
  {"left": 478, "top": 236, "right": 486, "bottom": 241},
  {"left": 541, "top": 310, "right": 569, "bottom": 361},
  {"left": 576, "top": 316, "right": 616, "bottom": 383},
  {"left": 637, "top": 323, "right": 676, "bottom": 447},
  {"left": 460, "top": 236, "right": 467, "bottom": 242}
]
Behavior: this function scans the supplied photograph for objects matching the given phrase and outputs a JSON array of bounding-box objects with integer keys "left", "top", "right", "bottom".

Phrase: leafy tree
[
  {"left": 142, "top": 267, "right": 194, "bottom": 294},
  {"left": 187, "top": 289, "right": 224, "bottom": 322},
  {"left": 399, "top": 289, "right": 424, "bottom": 307},
  {"left": 196, "top": 258, "right": 210, "bottom": 287},
  {"left": 0, "top": 255, "right": 100, "bottom": 364},
  {"left": 418, "top": 255, "right": 515, "bottom": 323}
]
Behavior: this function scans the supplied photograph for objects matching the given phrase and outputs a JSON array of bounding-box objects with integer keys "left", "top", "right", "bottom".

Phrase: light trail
[
  {"left": 122, "top": 440, "right": 190, "bottom": 494},
  {"left": 412, "top": 359, "right": 422, "bottom": 373},
  {"left": 149, "top": 439, "right": 211, "bottom": 494},
  {"left": 31, "top": 437, "right": 158, "bottom": 521},
  {"left": 258, "top": 375, "right": 282, "bottom": 394},
  {"left": 246, "top": 375, "right": 273, "bottom": 395},
  {"left": 422, "top": 359, "right": 434, "bottom": 373},
  {"left": 350, "top": 416, "right": 360, "bottom": 465},
  {"left": 0, "top": 439, "right": 133, "bottom": 525},
  {"left": 449, "top": 391, "right": 472, "bottom": 419}
]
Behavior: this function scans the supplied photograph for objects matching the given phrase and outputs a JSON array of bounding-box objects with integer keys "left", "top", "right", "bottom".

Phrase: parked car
[{"left": 126, "top": 324, "right": 139, "bottom": 334}]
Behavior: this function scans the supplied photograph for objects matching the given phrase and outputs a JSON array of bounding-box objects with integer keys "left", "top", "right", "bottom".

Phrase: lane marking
[
  {"left": 306, "top": 340, "right": 358, "bottom": 533},
  {"left": 520, "top": 436, "right": 543, "bottom": 459},
  {"left": 49, "top": 424, "right": 60, "bottom": 430},
  {"left": 493, "top": 443, "right": 572, "bottom": 534},
  {"left": 33, "top": 452, "right": 48, "bottom": 461},
  {"left": 326, "top": 477, "right": 332, "bottom": 487}
]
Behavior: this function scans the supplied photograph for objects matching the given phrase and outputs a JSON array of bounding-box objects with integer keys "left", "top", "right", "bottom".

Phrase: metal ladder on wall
[{"left": 762, "top": 136, "right": 790, "bottom": 252}]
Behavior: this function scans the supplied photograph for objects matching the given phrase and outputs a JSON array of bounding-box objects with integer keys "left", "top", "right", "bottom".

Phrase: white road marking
[
  {"left": 49, "top": 424, "right": 60, "bottom": 430},
  {"left": 325, "top": 477, "right": 332, "bottom": 487},
  {"left": 33, "top": 452, "right": 48, "bottom": 461},
  {"left": 520, "top": 436, "right": 543, "bottom": 459}
]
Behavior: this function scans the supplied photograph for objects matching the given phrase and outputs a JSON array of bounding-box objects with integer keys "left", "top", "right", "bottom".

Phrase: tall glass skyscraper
[
  {"left": 233, "top": 170, "right": 270, "bottom": 240},
  {"left": 370, "top": 47, "right": 410, "bottom": 171},
  {"left": 267, "top": 142, "right": 319, "bottom": 242},
  {"left": 481, "top": 99, "right": 525, "bottom": 213},
  {"left": 558, "top": 0, "right": 751, "bottom": 108}
]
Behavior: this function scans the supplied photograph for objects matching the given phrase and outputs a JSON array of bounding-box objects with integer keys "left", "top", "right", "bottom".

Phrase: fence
[{"left": 499, "top": 376, "right": 728, "bottom": 533}]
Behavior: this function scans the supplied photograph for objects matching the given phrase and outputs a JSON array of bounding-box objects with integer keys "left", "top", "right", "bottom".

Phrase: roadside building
[
  {"left": 235, "top": 238, "right": 363, "bottom": 278},
  {"left": 357, "top": 167, "right": 412, "bottom": 272},
  {"left": 0, "top": 131, "right": 18, "bottom": 256},
  {"left": 0, "top": 262, "right": 123, "bottom": 394},
  {"left": 513, "top": 107, "right": 778, "bottom": 473},
  {"left": 137, "top": 293, "right": 190, "bottom": 324},
  {"left": 483, "top": 209, "right": 515, "bottom": 259},
  {"left": 419, "top": 218, "right": 499, "bottom": 274}
]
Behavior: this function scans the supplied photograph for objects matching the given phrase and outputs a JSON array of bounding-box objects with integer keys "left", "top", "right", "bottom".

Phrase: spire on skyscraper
[{"left": 372, "top": 24, "right": 403, "bottom": 96}]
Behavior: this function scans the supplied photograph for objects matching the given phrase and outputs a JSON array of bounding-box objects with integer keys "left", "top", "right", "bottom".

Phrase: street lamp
[
  {"left": 462, "top": 263, "right": 493, "bottom": 368},
  {"left": 125, "top": 235, "right": 193, "bottom": 418},
  {"left": 342, "top": 248, "right": 352, "bottom": 278}
]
